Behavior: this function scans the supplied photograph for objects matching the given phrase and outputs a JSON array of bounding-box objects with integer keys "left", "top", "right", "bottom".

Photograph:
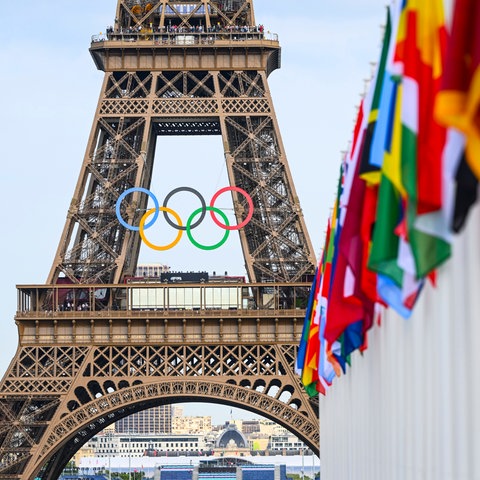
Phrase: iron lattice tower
[{"left": 0, "top": 2, "right": 319, "bottom": 478}]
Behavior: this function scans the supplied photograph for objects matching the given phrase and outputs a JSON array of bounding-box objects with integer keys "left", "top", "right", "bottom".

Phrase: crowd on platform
[
  {"left": 60, "top": 301, "right": 90, "bottom": 312},
  {"left": 91, "top": 23, "right": 268, "bottom": 43},
  {"left": 106, "top": 23, "right": 264, "bottom": 36}
]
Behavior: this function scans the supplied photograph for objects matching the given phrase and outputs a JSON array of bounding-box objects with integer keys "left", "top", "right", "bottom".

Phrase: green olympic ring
[{"left": 186, "top": 206, "right": 230, "bottom": 250}]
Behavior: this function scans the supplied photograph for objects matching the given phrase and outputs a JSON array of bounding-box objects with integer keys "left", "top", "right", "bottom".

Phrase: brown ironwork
[{"left": 0, "top": 2, "right": 318, "bottom": 478}]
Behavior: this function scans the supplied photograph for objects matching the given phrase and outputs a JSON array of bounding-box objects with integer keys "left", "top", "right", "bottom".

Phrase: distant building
[
  {"left": 72, "top": 442, "right": 95, "bottom": 467},
  {"left": 80, "top": 432, "right": 209, "bottom": 458},
  {"left": 247, "top": 434, "right": 270, "bottom": 452},
  {"left": 224, "top": 419, "right": 243, "bottom": 431},
  {"left": 216, "top": 424, "right": 248, "bottom": 449},
  {"left": 172, "top": 405, "right": 184, "bottom": 418},
  {"left": 241, "top": 420, "right": 260, "bottom": 435},
  {"left": 135, "top": 263, "right": 171, "bottom": 278},
  {"left": 267, "top": 433, "right": 305, "bottom": 453},
  {"left": 115, "top": 405, "right": 173, "bottom": 434},
  {"left": 262, "top": 422, "right": 291, "bottom": 437},
  {"left": 172, "top": 415, "right": 212, "bottom": 434},
  {"left": 103, "top": 423, "right": 115, "bottom": 433}
]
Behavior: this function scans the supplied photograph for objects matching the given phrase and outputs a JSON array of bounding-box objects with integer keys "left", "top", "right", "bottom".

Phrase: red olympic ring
[{"left": 209, "top": 186, "right": 254, "bottom": 231}]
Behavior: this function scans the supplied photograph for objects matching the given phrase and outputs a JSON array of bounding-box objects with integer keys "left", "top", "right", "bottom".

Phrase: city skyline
[{"left": 180, "top": 403, "right": 262, "bottom": 424}]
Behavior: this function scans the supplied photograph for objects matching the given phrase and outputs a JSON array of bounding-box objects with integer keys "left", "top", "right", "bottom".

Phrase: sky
[{"left": 0, "top": 1, "right": 388, "bottom": 423}]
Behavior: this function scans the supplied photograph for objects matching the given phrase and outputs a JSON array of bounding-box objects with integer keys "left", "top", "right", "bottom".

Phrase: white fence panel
[{"left": 319, "top": 204, "right": 480, "bottom": 480}]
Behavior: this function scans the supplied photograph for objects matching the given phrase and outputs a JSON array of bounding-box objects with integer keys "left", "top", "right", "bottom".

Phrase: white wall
[{"left": 319, "top": 203, "right": 480, "bottom": 480}]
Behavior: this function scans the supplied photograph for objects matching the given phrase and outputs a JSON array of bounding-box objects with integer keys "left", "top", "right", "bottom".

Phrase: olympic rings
[
  {"left": 186, "top": 206, "right": 230, "bottom": 250},
  {"left": 139, "top": 207, "right": 183, "bottom": 251},
  {"left": 115, "top": 186, "right": 254, "bottom": 250}
]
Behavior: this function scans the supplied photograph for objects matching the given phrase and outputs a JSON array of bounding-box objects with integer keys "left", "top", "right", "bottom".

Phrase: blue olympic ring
[{"left": 116, "top": 187, "right": 160, "bottom": 232}]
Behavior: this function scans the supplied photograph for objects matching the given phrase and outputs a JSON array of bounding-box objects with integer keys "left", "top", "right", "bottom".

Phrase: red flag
[
  {"left": 394, "top": 1, "right": 448, "bottom": 215},
  {"left": 435, "top": 0, "right": 480, "bottom": 179}
]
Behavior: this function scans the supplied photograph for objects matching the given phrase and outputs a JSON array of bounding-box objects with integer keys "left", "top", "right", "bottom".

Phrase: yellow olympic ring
[{"left": 139, "top": 207, "right": 183, "bottom": 251}]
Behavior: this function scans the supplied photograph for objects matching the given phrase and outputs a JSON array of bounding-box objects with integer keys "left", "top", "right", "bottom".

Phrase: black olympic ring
[{"left": 162, "top": 187, "right": 206, "bottom": 231}]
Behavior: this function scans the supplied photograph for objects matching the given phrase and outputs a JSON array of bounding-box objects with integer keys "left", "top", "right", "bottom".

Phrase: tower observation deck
[{"left": 91, "top": 1, "right": 281, "bottom": 77}]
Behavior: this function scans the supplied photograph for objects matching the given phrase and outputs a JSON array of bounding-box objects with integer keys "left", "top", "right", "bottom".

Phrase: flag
[
  {"left": 395, "top": 0, "right": 448, "bottom": 214},
  {"left": 358, "top": 2, "right": 411, "bottom": 318},
  {"left": 362, "top": 1, "right": 404, "bottom": 179},
  {"left": 296, "top": 267, "right": 316, "bottom": 375},
  {"left": 359, "top": 182, "right": 383, "bottom": 309},
  {"left": 318, "top": 179, "right": 344, "bottom": 392},
  {"left": 360, "top": 6, "right": 393, "bottom": 182},
  {"left": 434, "top": 0, "right": 480, "bottom": 232},
  {"left": 369, "top": 0, "right": 450, "bottom": 296},
  {"left": 326, "top": 143, "right": 375, "bottom": 350},
  {"left": 296, "top": 266, "right": 317, "bottom": 376},
  {"left": 324, "top": 104, "right": 368, "bottom": 346},
  {"left": 452, "top": 150, "right": 478, "bottom": 232},
  {"left": 415, "top": 128, "right": 464, "bottom": 238},
  {"left": 366, "top": 67, "right": 424, "bottom": 317},
  {"left": 394, "top": 0, "right": 451, "bottom": 278},
  {"left": 296, "top": 267, "right": 321, "bottom": 396},
  {"left": 435, "top": 0, "right": 480, "bottom": 180},
  {"left": 367, "top": 76, "right": 405, "bottom": 286}
]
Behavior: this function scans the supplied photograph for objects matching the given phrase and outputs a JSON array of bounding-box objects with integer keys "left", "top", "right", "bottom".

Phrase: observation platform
[
  {"left": 15, "top": 282, "right": 309, "bottom": 346},
  {"left": 89, "top": 31, "right": 281, "bottom": 74}
]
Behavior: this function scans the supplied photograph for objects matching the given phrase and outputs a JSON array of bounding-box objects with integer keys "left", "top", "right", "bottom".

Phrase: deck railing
[
  {"left": 91, "top": 31, "right": 279, "bottom": 46},
  {"left": 16, "top": 281, "right": 310, "bottom": 316}
]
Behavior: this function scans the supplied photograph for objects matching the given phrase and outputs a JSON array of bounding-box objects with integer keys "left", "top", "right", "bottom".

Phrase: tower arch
[{"left": 29, "top": 379, "right": 318, "bottom": 479}]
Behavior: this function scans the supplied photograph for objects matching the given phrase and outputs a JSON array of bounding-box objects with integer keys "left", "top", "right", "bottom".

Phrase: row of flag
[{"left": 296, "top": 0, "right": 480, "bottom": 397}]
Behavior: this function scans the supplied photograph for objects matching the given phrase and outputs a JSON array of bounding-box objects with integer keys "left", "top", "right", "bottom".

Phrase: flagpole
[
  {"left": 301, "top": 446, "right": 304, "bottom": 480},
  {"left": 128, "top": 430, "right": 132, "bottom": 480}
]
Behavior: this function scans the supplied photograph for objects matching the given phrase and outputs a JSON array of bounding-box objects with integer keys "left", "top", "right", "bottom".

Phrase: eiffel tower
[{"left": 0, "top": 1, "right": 319, "bottom": 478}]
